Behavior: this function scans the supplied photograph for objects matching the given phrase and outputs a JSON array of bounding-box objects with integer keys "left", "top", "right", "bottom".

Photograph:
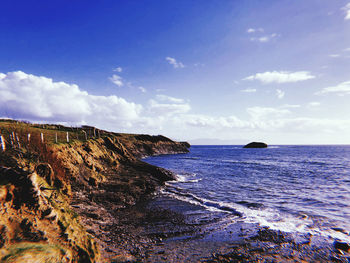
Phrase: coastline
[
  {"left": 0, "top": 120, "right": 349, "bottom": 262},
  {"left": 106, "top": 189, "right": 349, "bottom": 262}
]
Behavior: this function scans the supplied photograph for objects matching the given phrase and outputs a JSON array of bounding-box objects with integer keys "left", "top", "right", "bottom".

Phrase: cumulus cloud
[
  {"left": 1, "top": 71, "right": 348, "bottom": 143},
  {"left": 243, "top": 71, "right": 315, "bottom": 84},
  {"left": 113, "top": 67, "right": 122, "bottom": 72},
  {"left": 317, "top": 81, "right": 350, "bottom": 95},
  {"left": 342, "top": 3, "right": 350, "bottom": 20},
  {"left": 329, "top": 54, "right": 340, "bottom": 58},
  {"left": 109, "top": 74, "right": 123, "bottom": 87},
  {"left": 0, "top": 71, "right": 142, "bottom": 127},
  {"left": 241, "top": 88, "right": 257, "bottom": 93},
  {"left": 147, "top": 94, "right": 190, "bottom": 116},
  {"left": 165, "top": 57, "right": 185, "bottom": 68},
  {"left": 276, "top": 89, "right": 285, "bottom": 99}
]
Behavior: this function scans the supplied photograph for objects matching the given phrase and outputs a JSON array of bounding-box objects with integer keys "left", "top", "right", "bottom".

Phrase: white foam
[
  {"left": 161, "top": 187, "right": 350, "bottom": 243},
  {"left": 169, "top": 173, "right": 200, "bottom": 183}
]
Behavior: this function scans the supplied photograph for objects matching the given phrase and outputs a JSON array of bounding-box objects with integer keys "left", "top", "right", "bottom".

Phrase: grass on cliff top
[{"left": 0, "top": 119, "right": 175, "bottom": 147}]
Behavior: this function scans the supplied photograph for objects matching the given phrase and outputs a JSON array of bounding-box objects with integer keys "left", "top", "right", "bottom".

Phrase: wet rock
[
  {"left": 334, "top": 241, "right": 350, "bottom": 253},
  {"left": 251, "top": 228, "right": 288, "bottom": 244}
]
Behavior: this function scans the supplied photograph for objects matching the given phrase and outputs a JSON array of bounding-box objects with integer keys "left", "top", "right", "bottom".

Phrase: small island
[{"left": 243, "top": 142, "right": 268, "bottom": 148}]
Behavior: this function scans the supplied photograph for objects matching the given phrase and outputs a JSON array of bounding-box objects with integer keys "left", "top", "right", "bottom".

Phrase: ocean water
[{"left": 144, "top": 145, "right": 350, "bottom": 243}]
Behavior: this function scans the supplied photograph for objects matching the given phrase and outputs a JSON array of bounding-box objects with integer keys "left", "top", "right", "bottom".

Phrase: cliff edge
[{"left": 0, "top": 120, "right": 190, "bottom": 262}]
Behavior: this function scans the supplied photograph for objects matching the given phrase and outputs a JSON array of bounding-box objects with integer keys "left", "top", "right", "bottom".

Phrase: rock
[
  {"left": 243, "top": 142, "right": 268, "bottom": 148},
  {"left": 334, "top": 241, "right": 350, "bottom": 252},
  {"left": 36, "top": 163, "right": 54, "bottom": 186},
  {"left": 111, "top": 253, "right": 137, "bottom": 262},
  {"left": 331, "top": 227, "right": 347, "bottom": 234}
]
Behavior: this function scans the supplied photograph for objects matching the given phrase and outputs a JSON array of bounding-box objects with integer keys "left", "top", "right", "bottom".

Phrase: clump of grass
[{"left": 0, "top": 242, "right": 67, "bottom": 263}]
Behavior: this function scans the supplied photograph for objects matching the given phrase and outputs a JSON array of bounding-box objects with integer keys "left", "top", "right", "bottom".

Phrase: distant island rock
[{"left": 243, "top": 142, "right": 268, "bottom": 148}]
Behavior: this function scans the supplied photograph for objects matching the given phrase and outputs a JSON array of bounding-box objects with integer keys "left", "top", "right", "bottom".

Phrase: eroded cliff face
[{"left": 0, "top": 121, "right": 190, "bottom": 262}]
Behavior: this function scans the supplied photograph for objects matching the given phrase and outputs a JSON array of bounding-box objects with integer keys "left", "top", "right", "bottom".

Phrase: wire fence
[{"left": 0, "top": 126, "right": 103, "bottom": 152}]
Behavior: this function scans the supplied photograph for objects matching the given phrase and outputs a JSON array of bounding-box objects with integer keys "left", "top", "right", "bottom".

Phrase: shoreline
[{"left": 108, "top": 191, "right": 350, "bottom": 262}]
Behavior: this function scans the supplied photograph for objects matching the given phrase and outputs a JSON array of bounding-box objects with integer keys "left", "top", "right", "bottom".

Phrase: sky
[{"left": 1, "top": 0, "right": 350, "bottom": 144}]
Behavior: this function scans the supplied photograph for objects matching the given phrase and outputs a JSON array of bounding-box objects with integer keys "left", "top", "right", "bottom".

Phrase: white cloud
[
  {"left": 247, "top": 28, "right": 264, "bottom": 33},
  {"left": 250, "top": 33, "right": 277, "bottom": 43},
  {"left": 113, "top": 67, "right": 122, "bottom": 72},
  {"left": 342, "top": 3, "right": 350, "bottom": 20},
  {"left": 155, "top": 94, "right": 185, "bottom": 104},
  {"left": 276, "top": 89, "right": 285, "bottom": 99},
  {"left": 281, "top": 104, "right": 300, "bottom": 108},
  {"left": 329, "top": 54, "right": 340, "bottom": 58},
  {"left": 185, "top": 114, "right": 250, "bottom": 129},
  {"left": 317, "top": 81, "right": 350, "bottom": 95},
  {"left": 308, "top": 101, "right": 321, "bottom": 107},
  {"left": 241, "top": 88, "right": 257, "bottom": 93},
  {"left": 138, "top": 86, "right": 146, "bottom": 93},
  {"left": 0, "top": 71, "right": 142, "bottom": 127},
  {"left": 148, "top": 100, "right": 190, "bottom": 115},
  {"left": 2, "top": 71, "right": 350, "bottom": 144},
  {"left": 165, "top": 57, "right": 185, "bottom": 68},
  {"left": 146, "top": 94, "right": 190, "bottom": 116},
  {"left": 344, "top": 47, "right": 350, "bottom": 52},
  {"left": 109, "top": 74, "right": 123, "bottom": 87},
  {"left": 247, "top": 106, "right": 291, "bottom": 121},
  {"left": 243, "top": 71, "right": 315, "bottom": 84}
]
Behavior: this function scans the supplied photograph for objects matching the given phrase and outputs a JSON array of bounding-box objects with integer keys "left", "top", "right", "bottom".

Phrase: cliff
[{"left": 0, "top": 120, "right": 190, "bottom": 262}]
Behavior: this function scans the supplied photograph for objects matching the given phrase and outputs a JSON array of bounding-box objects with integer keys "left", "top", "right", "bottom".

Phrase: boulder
[
  {"left": 334, "top": 241, "right": 350, "bottom": 252},
  {"left": 243, "top": 142, "right": 268, "bottom": 148}
]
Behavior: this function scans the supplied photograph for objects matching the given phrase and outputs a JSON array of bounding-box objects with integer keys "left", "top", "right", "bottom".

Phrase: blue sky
[{"left": 1, "top": 0, "right": 350, "bottom": 144}]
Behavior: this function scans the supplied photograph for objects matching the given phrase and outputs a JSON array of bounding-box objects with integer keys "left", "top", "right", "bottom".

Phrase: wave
[
  {"left": 168, "top": 173, "right": 201, "bottom": 184},
  {"left": 161, "top": 186, "right": 350, "bottom": 243}
]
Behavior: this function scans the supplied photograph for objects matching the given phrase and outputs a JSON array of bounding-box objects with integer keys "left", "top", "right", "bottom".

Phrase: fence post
[
  {"left": 10, "top": 132, "right": 14, "bottom": 146},
  {"left": 82, "top": 130, "right": 87, "bottom": 141},
  {"left": 15, "top": 133, "right": 20, "bottom": 148},
  {"left": 41, "top": 133, "right": 44, "bottom": 143},
  {"left": 93, "top": 128, "right": 96, "bottom": 138},
  {"left": 27, "top": 133, "right": 31, "bottom": 143},
  {"left": 55, "top": 133, "right": 58, "bottom": 143},
  {"left": 0, "top": 135, "right": 5, "bottom": 151},
  {"left": 66, "top": 132, "right": 69, "bottom": 143}
]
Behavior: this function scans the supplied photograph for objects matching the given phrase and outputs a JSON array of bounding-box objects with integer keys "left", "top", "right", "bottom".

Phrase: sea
[{"left": 144, "top": 145, "right": 350, "bottom": 244}]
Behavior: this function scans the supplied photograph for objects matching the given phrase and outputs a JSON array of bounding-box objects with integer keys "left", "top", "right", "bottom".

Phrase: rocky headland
[{"left": 0, "top": 119, "right": 189, "bottom": 262}]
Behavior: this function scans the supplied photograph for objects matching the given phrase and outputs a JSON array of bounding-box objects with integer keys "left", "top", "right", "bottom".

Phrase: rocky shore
[{"left": 0, "top": 120, "right": 189, "bottom": 262}]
